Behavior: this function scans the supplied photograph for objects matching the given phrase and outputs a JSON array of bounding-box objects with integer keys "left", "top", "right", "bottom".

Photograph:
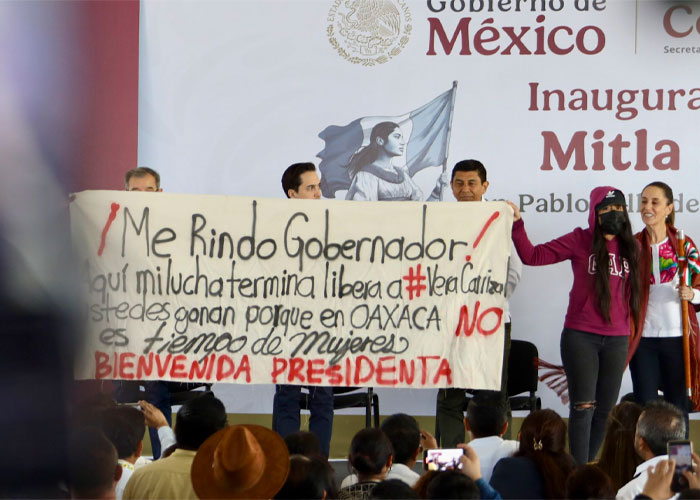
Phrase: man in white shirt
[
  {"left": 436, "top": 159, "right": 522, "bottom": 447},
  {"left": 68, "top": 428, "right": 122, "bottom": 500},
  {"left": 617, "top": 400, "right": 686, "bottom": 500},
  {"left": 273, "top": 162, "right": 334, "bottom": 457},
  {"left": 99, "top": 406, "right": 144, "bottom": 500},
  {"left": 115, "top": 167, "right": 202, "bottom": 459},
  {"left": 465, "top": 392, "right": 518, "bottom": 483},
  {"left": 99, "top": 403, "right": 176, "bottom": 499},
  {"left": 123, "top": 394, "right": 227, "bottom": 500},
  {"left": 382, "top": 414, "right": 437, "bottom": 486}
]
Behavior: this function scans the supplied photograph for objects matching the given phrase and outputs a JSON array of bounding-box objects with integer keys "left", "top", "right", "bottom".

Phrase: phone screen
[
  {"left": 423, "top": 448, "right": 464, "bottom": 471},
  {"left": 668, "top": 440, "right": 693, "bottom": 492}
]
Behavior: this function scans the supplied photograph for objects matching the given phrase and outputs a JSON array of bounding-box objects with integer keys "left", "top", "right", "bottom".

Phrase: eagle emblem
[{"left": 328, "top": 0, "right": 412, "bottom": 65}]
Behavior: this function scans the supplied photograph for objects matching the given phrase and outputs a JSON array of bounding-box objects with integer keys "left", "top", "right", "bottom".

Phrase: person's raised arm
[
  {"left": 506, "top": 200, "right": 577, "bottom": 266},
  {"left": 139, "top": 400, "right": 175, "bottom": 453},
  {"left": 457, "top": 444, "right": 502, "bottom": 500}
]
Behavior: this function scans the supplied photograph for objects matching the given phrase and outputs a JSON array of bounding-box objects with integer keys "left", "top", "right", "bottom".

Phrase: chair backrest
[
  {"left": 332, "top": 387, "right": 370, "bottom": 395},
  {"left": 506, "top": 340, "right": 538, "bottom": 397}
]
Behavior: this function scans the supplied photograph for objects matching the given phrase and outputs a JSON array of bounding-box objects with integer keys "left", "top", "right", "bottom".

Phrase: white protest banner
[{"left": 70, "top": 191, "right": 512, "bottom": 389}]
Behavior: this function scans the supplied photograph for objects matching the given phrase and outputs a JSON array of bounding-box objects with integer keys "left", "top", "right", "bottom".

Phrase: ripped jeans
[{"left": 560, "top": 328, "right": 628, "bottom": 465}]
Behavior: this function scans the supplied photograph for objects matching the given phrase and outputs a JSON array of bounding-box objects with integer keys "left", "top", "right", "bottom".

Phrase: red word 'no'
[{"left": 454, "top": 301, "right": 503, "bottom": 337}]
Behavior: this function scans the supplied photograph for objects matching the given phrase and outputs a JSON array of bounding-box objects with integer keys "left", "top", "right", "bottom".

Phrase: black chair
[
  {"left": 506, "top": 339, "right": 541, "bottom": 412},
  {"left": 298, "top": 386, "right": 380, "bottom": 428},
  {"left": 129, "top": 381, "right": 213, "bottom": 407},
  {"left": 169, "top": 383, "right": 213, "bottom": 406}
]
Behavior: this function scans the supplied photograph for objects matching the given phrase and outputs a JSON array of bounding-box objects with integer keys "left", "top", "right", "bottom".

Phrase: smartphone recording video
[
  {"left": 423, "top": 448, "right": 464, "bottom": 471},
  {"left": 668, "top": 440, "right": 693, "bottom": 492}
]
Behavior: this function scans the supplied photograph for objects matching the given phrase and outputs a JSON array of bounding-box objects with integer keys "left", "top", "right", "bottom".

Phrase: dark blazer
[{"left": 490, "top": 456, "right": 545, "bottom": 499}]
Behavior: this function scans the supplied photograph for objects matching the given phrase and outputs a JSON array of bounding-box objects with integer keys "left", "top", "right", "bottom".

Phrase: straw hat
[{"left": 191, "top": 424, "right": 290, "bottom": 499}]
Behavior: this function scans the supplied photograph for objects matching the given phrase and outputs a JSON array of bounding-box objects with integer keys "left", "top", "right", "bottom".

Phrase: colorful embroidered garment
[{"left": 651, "top": 239, "right": 700, "bottom": 285}]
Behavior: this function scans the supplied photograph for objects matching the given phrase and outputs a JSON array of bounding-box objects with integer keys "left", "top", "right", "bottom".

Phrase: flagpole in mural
[
  {"left": 317, "top": 83, "right": 458, "bottom": 201},
  {"left": 438, "top": 80, "right": 458, "bottom": 201}
]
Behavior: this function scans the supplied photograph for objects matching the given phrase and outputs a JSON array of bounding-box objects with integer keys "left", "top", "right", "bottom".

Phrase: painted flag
[{"left": 317, "top": 85, "right": 456, "bottom": 198}]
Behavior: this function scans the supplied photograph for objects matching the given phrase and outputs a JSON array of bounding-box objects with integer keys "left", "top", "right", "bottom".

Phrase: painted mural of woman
[{"left": 345, "top": 121, "right": 424, "bottom": 201}]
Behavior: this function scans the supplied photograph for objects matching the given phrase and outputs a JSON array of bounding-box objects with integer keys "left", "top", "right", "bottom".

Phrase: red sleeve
[{"left": 511, "top": 218, "right": 579, "bottom": 266}]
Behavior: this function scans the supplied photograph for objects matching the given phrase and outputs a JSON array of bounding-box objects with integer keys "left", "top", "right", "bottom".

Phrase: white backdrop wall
[{"left": 137, "top": 0, "right": 700, "bottom": 416}]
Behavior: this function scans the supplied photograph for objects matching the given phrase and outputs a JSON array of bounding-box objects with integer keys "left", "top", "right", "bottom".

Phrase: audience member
[
  {"left": 122, "top": 394, "right": 227, "bottom": 499},
  {"left": 617, "top": 401, "right": 685, "bottom": 500},
  {"left": 405, "top": 444, "right": 500, "bottom": 499},
  {"left": 465, "top": 392, "right": 518, "bottom": 482},
  {"left": 413, "top": 470, "right": 438, "bottom": 498},
  {"left": 565, "top": 464, "right": 615, "bottom": 499},
  {"left": 98, "top": 402, "right": 175, "bottom": 495},
  {"left": 425, "top": 471, "right": 479, "bottom": 499},
  {"left": 284, "top": 430, "right": 322, "bottom": 456},
  {"left": 414, "top": 439, "right": 504, "bottom": 498},
  {"left": 99, "top": 406, "right": 146, "bottom": 499},
  {"left": 72, "top": 392, "right": 117, "bottom": 428},
  {"left": 597, "top": 401, "right": 643, "bottom": 491},
  {"left": 68, "top": 428, "right": 121, "bottom": 500},
  {"left": 369, "top": 479, "right": 420, "bottom": 499},
  {"left": 343, "top": 414, "right": 437, "bottom": 488},
  {"left": 192, "top": 424, "right": 291, "bottom": 499},
  {"left": 275, "top": 454, "right": 337, "bottom": 499},
  {"left": 490, "top": 409, "right": 575, "bottom": 499},
  {"left": 380, "top": 414, "right": 427, "bottom": 486},
  {"left": 339, "top": 428, "right": 393, "bottom": 500}
]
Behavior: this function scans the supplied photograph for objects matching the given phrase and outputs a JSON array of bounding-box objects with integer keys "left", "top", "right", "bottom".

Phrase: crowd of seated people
[{"left": 65, "top": 389, "right": 700, "bottom": 500}]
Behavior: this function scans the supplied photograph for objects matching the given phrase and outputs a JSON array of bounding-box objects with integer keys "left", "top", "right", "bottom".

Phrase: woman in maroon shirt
[{"left": 507, "top": 186, "right": 641, "bottom": 465}]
